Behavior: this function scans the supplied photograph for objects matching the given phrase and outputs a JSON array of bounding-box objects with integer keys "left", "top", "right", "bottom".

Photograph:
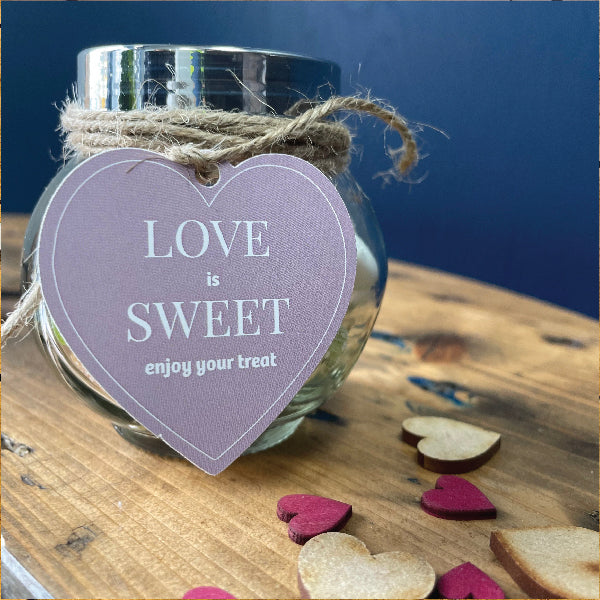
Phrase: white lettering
[
  {"left": 211, "top": 220, "right": 242, "bottom": 257},
  {"left": 144, "top": 220, "right": 269, "bottom": 258},
  {"left": 245, "top": 221, "right": 269, "bottom": 257},
  {"left": 127, "top": 303, "right": 152, "bottom": 342},
  {"left": 154, "top": 301, "right": 202, "bottom": 339},
  {"left": 144, "top": 220, "right": 173, "bottom": 258},
  {"left": 205, "top": 300, "right": 230, "bottom": 338},
  {"left": 175, "top": 220, "right": 209, "bottom": 258},
  {"left": 234, "top": 299, "right": 260, "bottom": 336},
  {"left": 262, "top": 298, "right": 290, "bottom": 334}
]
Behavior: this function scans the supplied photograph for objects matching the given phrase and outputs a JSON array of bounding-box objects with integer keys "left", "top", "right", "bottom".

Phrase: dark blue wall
[{"left": 3, "top": 2, "right": 597, "bottom": 317}]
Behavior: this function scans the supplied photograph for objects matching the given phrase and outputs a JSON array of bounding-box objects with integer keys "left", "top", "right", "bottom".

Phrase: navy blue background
[{"left": 3, "top": 2, "right": 597, "bottom": 316}]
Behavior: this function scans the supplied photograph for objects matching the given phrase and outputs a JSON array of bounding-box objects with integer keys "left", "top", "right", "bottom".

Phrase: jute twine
[
  {"left": 60, "top": 95, "right": 418, "bottom": 181},
  {"left": 2, "top": 95, "right": 418, "bottom": 346}
]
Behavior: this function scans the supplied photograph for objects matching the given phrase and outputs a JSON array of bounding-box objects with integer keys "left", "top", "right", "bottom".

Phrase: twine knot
[{"left": 60, "top": 95, "right": 418, "bottom": 183}]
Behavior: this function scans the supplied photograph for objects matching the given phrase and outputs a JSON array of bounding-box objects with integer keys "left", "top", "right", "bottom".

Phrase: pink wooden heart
[
  {"left": 421, "top": 475, "right": 496, "bottom": 520},
  {"left": 277, "top": 494, "right": 352, "bottom": 544},
  {"left": 437, "top": 562, "right": 505, "bottom": 599},
  {"left": 182, "top": 587, "right": 236, "bottom": 599}
]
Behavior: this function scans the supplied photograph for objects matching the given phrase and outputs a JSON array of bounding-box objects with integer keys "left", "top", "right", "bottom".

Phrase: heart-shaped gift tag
[
  {"left": 421, "top": 475, "right": 496, "bottom": 520},
  {"left": 402, "top": 416, "right": 501, "bottom": 473},
  {"left": 490, "top": 526, "right": 599, "bottom": 599},
  {"left": 297, "top": 532, "right": 436, "bottom": 599},
  {"left": 38, "top": 149, "right": 356, "bottom": 474},
  {"left": 277, "top": 494, "right": 352, "bottom": 544}
]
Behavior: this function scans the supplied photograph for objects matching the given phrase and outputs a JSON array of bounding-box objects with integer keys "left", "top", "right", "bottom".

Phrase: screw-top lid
[{"left": 78, "top": 45, "right": 340, "bottom": 114}]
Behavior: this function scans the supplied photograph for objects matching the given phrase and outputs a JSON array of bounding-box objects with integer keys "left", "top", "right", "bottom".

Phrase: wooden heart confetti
[
  {"left": 421, "top": 475, "right": 496, "bottom": 520},
  {"left": 490, "top": 526, "right": 599, "bottom": 599},
  {"left": 277, "top": 494, "right": 352, "bottom": 544},
  {"left": 297, "top": 532, "right": 436, "bottom": 599},
  {"left": 182, "top": 587, "right": 236, "bottom": 599},
  {"left": 437, "top": 562, "right": 505, "bottom": 599},
  {"left": 401, "top": 416, "right": 501, "bottom": 473}
]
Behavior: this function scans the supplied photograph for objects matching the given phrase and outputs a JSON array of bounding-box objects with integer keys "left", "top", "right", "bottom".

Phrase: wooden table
[{"left": 2, "top": 214, "right": 598, "bottom": 599}]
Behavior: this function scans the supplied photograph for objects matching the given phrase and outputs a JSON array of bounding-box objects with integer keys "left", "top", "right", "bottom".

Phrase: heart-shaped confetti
[
  {"left": 490, "top": 526, "right": 599, "bottom": 599},
  {"left": 182, "top": 587, "right": 236, "bottom": 599},
  {"left": 277, "top": 494, "right": 352, "bottom": 544},
  {"left": 297, "top": 532, "right": 436, "bottom": 599},
  {"left": 401, "top": 416, "right": 501, "bottom": 473},
  {"left": 38, "top": 149, "right": 356, "bottom": 475},
  {"left": 421, "top": 475, "right": 496, "bottom": 520},
  {"left": 437, "top": 562, "right": 504, "bottom": 599}
]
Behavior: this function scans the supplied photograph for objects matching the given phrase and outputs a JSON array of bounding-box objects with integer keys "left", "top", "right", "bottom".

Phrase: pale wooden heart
[
  {"left": 490, "top": 526, "right": 599, "bottom": 599},
  {"left": 402, "top": 416, "right": 501, "bottom": 473},
  {"left": 297, "top": 532, "right": 436, "bottom": 599}
]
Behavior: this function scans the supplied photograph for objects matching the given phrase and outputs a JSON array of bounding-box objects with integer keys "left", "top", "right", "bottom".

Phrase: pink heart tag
[
  {"left": 421, "top": 475, "right": 496, "bottom": 520},
  {"left": 38, "top": 149, "right": 356, "bottom": 475},
  {"left": 277, "top": 494, "right": 352, "bottom": 544},
  {"left": 183, "top": 587, "right": 236, "bottom": 599},
  {"left": 437, "top": 562, "right": 505, "bottom": 599}
]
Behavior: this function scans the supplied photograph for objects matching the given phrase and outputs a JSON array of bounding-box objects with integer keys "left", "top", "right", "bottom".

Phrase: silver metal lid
[{"left": 77, "top": 45, "right": 340, "bottom": 114}]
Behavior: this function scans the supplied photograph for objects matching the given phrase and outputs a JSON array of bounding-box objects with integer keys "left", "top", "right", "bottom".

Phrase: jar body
[
  {"left": 22, "top": 45, "right": 388, "bottom": 458},
  {"left": 22, "top": 162, "right": 387, "bottom": 456}
]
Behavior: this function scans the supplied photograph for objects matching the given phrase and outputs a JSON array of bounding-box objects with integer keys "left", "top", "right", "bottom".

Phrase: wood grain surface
[{"left": 2, "top": 214, "right": 598, "bottom": 599}]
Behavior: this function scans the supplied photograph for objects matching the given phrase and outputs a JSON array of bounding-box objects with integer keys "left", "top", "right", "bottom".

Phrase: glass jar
[{"left": 22, "top": 45, "right": 387, "bottom": 457}]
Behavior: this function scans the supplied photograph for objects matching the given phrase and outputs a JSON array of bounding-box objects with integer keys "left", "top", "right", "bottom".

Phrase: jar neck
[{"left": 77, "top": 45, "right": 340, "bottom": 115}]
